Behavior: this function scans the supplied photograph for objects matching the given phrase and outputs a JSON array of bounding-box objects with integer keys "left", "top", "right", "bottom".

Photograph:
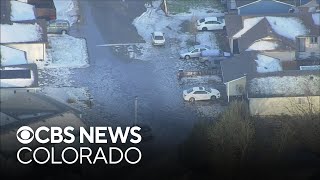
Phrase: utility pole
[
  {"left": 134, "top": 96, "right": 138, "bottom": 125},
  {"left": 163, "top": 0, "right": 168, "bottom": 16}
]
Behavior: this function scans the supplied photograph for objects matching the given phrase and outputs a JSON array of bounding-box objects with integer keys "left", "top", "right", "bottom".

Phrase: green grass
[{"left": 167, "top": 0, "right": 225, "bottom": 14}]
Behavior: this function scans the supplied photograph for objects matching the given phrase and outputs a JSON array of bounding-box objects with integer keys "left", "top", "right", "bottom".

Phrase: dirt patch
[
  {"left": 214, "top": 30, "right": 230, "bottom": 52},
  {"left": 179, "top": 20, "right": 191, "bottom": 33}
]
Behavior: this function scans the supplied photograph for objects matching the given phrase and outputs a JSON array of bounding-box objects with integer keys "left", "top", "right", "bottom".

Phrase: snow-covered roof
[
  {"left": 248, "top": 71, "right": 320, "bottom": 98},
  {"left": 233, "top": 16, "right": 308, "bottom": 40},
  {"left": 10, "top": 0, "right": 35, "bottom": 21},
  {"left": 266, "top": 16, "right": 308, "bottom": 40},
  {"left": 0, "top": 23, "right": 43, "bottom": 43},
  {"left": 0, "top": 45, "right": 27, "bottom": 66},
  {"left": 247, "top": 40, "right": 278, "bottom": 51},
  {"left": 221, "top": 52, "right": 284, "bottom": 83},
  {"left": 254, "top": 54, "right": 282, "bottom": 73},
  {"left": 233, "top": 17, "right": 263, "bottom": 38}
]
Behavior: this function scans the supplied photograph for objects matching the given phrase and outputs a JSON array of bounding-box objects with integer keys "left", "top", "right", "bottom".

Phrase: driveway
[{"left": 69, "top": 0, "right": 201, "bottom": 149}]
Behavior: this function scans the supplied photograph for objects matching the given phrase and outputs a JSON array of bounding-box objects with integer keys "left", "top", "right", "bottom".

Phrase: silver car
[
  {"left": 47, "top": 20, "right": 70, "bottom": 34},
  {"left": 179, "top": 45, "right": 212, "bottom": 59}
]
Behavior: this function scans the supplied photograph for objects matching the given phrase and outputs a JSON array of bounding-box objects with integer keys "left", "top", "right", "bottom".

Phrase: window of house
[
  {"left": 310, "top": 37, "right": 318, "bottom": 44},
  {"left": 297, "top": 38, "right": 306, "bottom": 52},
  {"left": 297, "top": 98, "right": 306, "bottom": 104}
]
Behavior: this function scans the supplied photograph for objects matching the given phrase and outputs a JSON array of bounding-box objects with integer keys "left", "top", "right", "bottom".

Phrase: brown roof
[
  {"left": 238, "top": 18, "right": 275, "bottom": 51},
  {"left": 297, "top": 12, "right": 320, "bottom": 36},
  {"left": 225, "top": 14, "right": 243, "bottom": 37},
  {"left": 221, "top": 51, "right": 259, "bottom": 82}
]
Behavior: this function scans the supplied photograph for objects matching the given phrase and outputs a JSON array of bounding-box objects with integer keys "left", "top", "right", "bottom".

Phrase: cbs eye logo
[{"left": 16, "top": 126, "right": 34, "bottom": 144}]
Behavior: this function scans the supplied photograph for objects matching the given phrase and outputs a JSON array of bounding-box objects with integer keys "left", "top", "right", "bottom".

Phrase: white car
[
  {"left": 183, "top": 87, "right": 220, "bottom": 102},
  {"left": 151, "top": 31, "right": 165, "bottom": 46},
  {"left": 196, "top": 17, "right": 225, "bottom": 31}
]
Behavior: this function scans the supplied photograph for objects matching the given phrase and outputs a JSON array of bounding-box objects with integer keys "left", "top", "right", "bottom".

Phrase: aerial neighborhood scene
[{"left": 0, "top": 0, "right": 320, "bottom": 179}]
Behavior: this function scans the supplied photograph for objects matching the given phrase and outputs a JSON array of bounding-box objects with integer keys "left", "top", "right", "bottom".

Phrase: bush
[
  {"left": 66, "top": 98, "right": 76, "bottom": 104},
  {"left": 180, "top": 101, "right": 255, "bottom": 175}
]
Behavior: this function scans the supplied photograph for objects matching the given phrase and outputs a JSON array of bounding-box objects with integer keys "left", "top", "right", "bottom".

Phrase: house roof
[
  {"left": 0, "top": 19, "right": 47, "bottom": 43},
  {"left": 0, "top": 63, "right": 38, "bottom": 88},
  {"left": 0, "top": 92, "right": 84, "bottom": 133},
  {"left": 0, "top": 0, "right": 11, "bottom": 24},
  {"left": 298, "top": 12, "right": 320, "bottom": 36},
  {"left": 10, "top": 0, "right": 36, "bottom": 22},
  {"left": 226, "top": 13, "right": 317, "bottom": 52},
  {"left": 221, "top": 52, "right": 258, "bottom": 83},
  {"left": 221, "top": 51, "right": 283, "bottom": 83},
  {"left": 225, "top": 15, "right": 244, "bottom": 37},
  {"left": 237, "top": 0, "right": 295, "bottom": 15},
  {"left": 247, "top": 70, "right": 320, "bottom": 98},
  {"left": 0, "top": 45, "right": 28, "bottom": 66}
]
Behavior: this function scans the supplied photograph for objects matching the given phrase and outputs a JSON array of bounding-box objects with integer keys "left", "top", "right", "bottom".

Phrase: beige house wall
[
  {"left": 296, "top": 36, "right": 320, "bottom": 60},
  {"left": 249, "top": 96, "right": 320, "bottom": 116},
  {"left": 6, "top": 43, "right": 46, "bottom": 63},
  {"left": 227, "top": 76, "right": 246, "bottom": 97}
]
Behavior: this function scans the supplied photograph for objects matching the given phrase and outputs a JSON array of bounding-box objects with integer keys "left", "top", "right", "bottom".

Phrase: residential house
[
  {"left": 247, "top": 70, "right": 320, "bottom": 116},
  {"left": 0, "top": 19, "right": 48, "bottom": 63},
  {"left": 225, "top": 13, "right": 316, "bottom": 60},
  {"left": 221, "top": 51, "right": 283, "bottom": 101},
  {"left": 0, "top": 92, "right": 86, "bottom": 175},
  {"left": 295, "top": 12, "right": 320, "bottom": 61},
  {"left": 0, "top": 63, "right": 39, "bottom": 91},
  {"left": 1, "top": 0, "right": 48, "bottom": 63}
]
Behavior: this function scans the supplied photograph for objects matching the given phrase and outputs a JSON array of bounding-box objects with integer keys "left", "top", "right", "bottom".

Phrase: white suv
[
  {"left": 183, "top": 87, "right": 220, "bottom": 102},
  {"left": 196, "top": 17, "right": 225, "bottom": 31}
]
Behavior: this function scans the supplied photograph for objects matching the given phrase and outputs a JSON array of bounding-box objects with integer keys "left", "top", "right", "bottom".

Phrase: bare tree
[
  {"left": 161, "top": 0, "right": 168, "bottom": 16},
  {"left": 208, "top": 101, "right": 255, "bottom": 163},
  {"left": 271, "top": 117, "right": 297, "bottom": 158},
  {"left": 190, "top": 15, "right": 198, "bottom": 44}
]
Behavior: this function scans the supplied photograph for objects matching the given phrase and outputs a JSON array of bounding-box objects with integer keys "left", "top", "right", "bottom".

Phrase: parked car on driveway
[
  {"left": 179, "top": 45, "right": 212, "bottom": 59},
  {"left": 196, "top": 17, "right": 225, "bottom": 31},
  {"left": 47, "top": 20, "right": 70, "bottom": 34},
  {"left": 151, "top": 31, "right": 165, "bottom": 46},
  {"left": 183, "top": 87, "right": 220, "bottom": 102}
]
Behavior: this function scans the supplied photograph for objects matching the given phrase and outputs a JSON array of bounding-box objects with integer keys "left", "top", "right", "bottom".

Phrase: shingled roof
[
  {"left": 247, "top": 70, "right": 320, "bottom": 98},
  {"left": 0, "top": 0, "right": 11, "bottom": 24}
]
